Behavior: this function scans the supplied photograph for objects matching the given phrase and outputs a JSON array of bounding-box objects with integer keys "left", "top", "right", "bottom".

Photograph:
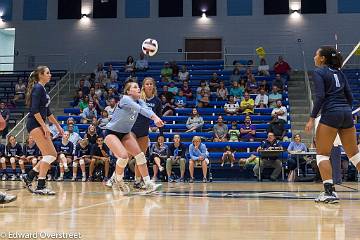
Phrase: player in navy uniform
[
  {"left": 106, "top": 77, "right": 162, "bottom": 189},
  {"left": 72, "top": 138, "right": 91, "bottom": 182},
  {"left": 22, "top": 66, "right": 64, "bottom": 195},
  {"left": 4, "top": 135, "right": 24, "bottom": 180},
  {"left": 21, "top": 135, "right": 40, "bottom": 171},
  {"left": 56, "top": 131, "right": 74, "bottom": 181},
  {"left": 104, "top": 81, "right": 164, "bottom": 194},
  {"left": 305, "top": 46, "right": 360, "bottom": 203}
]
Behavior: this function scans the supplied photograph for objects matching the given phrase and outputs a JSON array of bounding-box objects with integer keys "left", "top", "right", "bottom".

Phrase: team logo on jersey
[{"left": 45, "top": 94, "right": 51, "bottom": 107}]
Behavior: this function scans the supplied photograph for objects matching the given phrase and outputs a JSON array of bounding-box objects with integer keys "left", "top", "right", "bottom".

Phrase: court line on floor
[{"left": 54, "top": 196, "right": 136, "bottom": 216}]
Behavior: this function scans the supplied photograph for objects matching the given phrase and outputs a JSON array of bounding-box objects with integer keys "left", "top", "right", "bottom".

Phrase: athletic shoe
[
  {"left": 168, "top": 176, "right": 174, "bottom": 183},
  {"left": 71, "top": 177, "right": 76, "bottom": 182},
  {"left": 81, "top": 176, "right": 87, "bottom": 182},
  {"left": 10, "top": 175, "right": 16, "bottom": 181},
  {"left": 105, "top": 176, "right": 115, "bottom": 188},
  {"left": 47, "top": 174, "right": 52, "bottom": 181},
  {"left": 87, "top": 176, "right": 94, "bottom": 182},
  {"left": 315, "top": 192, "right": 339, "bottom": 204},
  {"left": 189, "top": 178, "right": 194, "bottom": 183},
  {"left": 33, "top": 187, "right": 56, "bottom": 195},
  {"left": 203, "top": 177, "right": 207, "bottom": 183},
  {"left": 0, "top": 192, "right": 17, "bottom": 204},
  {"left": 133, "top": 181, "right": 146, "bottom": 190},
  {"left": 143, "top": 181, "right": 162, "bottom": 194},
  {"left": 178, "top": 177, "right": 185, "bottom": 183},
  {"left": 1, "top": 174, "right": 7, "bottom": 181},
  {"left": 21, "top": 174, "right": 34, "bottom": 193},
  {"left": 114, "top": 179, "right": 130, "bottom": 194},
  {"left": 56, "top": 177, "right": 64, "bottom": 182}
]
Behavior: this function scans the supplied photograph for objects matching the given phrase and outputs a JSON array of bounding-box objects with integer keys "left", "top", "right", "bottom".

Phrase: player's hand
[
  {"left": 42, "top": 125, "right": 51, "bottom": 138},
  {"left": 305, "top": 118, "right": 314, "bottom": 133},
  {"left": 154, "top": 117, "right": 164, "bottom": 128},
  {"left": 57, "top": 126, "right": 64, "bottom": 136}
]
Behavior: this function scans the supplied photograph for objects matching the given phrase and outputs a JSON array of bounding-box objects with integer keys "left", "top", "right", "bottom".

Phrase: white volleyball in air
[{"left": 142, "top": 38, "right": 159, "bottom": 57}]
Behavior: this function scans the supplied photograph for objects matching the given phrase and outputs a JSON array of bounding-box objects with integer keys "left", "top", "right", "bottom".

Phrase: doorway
[{"left": 185, "top": 38, "right": 222, "bottom": 60}]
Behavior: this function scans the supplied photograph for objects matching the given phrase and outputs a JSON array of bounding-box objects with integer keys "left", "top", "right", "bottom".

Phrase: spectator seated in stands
[
  {"left": 287, "top": 134, "right": 308, "bottom": 181},
  {"left": 221, "top": 145, "right": 235, "bottom": 167},
  {"left": 166, "top": 135, "right": 186, "bottom": 182},
  {"left": 3, "top": 135, "right": 24, "bottom": 180},
  {"left": 88, "top": 136, "right": 110, "bottom": 182},
  {"left": 228, "top": 121, "right": 240, "bottom": 142},
  {"left": 160, "top": 95, "right": 175, "bottom": 116},
  {"left": 161, "top": 62, "right": 173, "bottom": 82},
  {"left": 0, "top": 143, "right": 5, "bottom": 180},
  {"left": 125, "top": 56, "right": 135, "bottom": 73},
  {"left": 209, "top": 72, "right": 220, "bottom": 95},
  {"left": 255, "top": 88, "right": 269, "bottom": 108},
  {"left": 21, "top": 135, "right": 40, "bottom": 169},
  {"left": 0, "top": 102, "right": 10, "bottom": 139},
  {"left": 168, "top": 82, "right": 179, "bottom": 96},
  {"left": 273, "top": 56, "right": 291, "bottom": 81},
  {"left": 150, "top": 135, "right": 168, "bottom": 181},
  {"left": 72, "top": 90, "right": 84, "bottom": 107},
  {"left": 240, "top": 92, "right": 255, "bottom": 115},
  {"left": 186, "top": 108, "right": 204, "bottom": 132},
  {"left": 240, "top": 115, "right": 256, "bottom": 142},
  {"left": 268, "top": 86, "right": 283, "bottom": 108},
  {"left": 272, "top": 74, "right": 285, "bottom": 92},
  {"left": 106, "top": 64, "right": 118, "bottom": 82},
  {"left": 94, "top": 63, "right": 106, "bottom": 83},
  {"left": 98, "top": 110, "right": 110, "bottom": 134},
  {"left": 246, "top": 74, "right": 259, "bottom": 94},
  {"left": 135, "top": 52, "right": 149, "bottom": 72},
  {"left": 73, "top": 138, "right": 91, "bottom": 182},
  {"left": 258, "top": 58, "right": 270, "bottom": 76},
  {"left": 125, "top": 71, "right": 138, "bottom": 83},
  {"left": 49, "top": 122, "right": 60, "bottom": 141},
  {"left": 174, "top": 90, "right": 187, "bottom": 108},
  {"left": 92, "top": 94, "right": 104, "bottom": 113},
  {"left": 259, "top": 79, "right": 270, "bottom": 92},
  {"left": 178, "top": 65, "right": 189, "bottom": 82},
  {"left": 85, "top": 124, "right": 99, "bottom": 146},
  {"left": 224, "top": 95, "right": 240, "bottom": 116},
  {"left": 181, "top": 81, "right": 193, "bottom": 100},
  {"left": 81, "top": 100, "right": 98, "bottom": 124},
  {"left": 63, "top": 117, "right": 79, "bottom": 133},
  {"left": 271, "top": 100, "right": 287, "bottom": 123},
  {"left": 161, "top": 85, "right": 174, "bottom": 101},
  {"left": 216, "top": 81, "right": 228, "bottom": 101},
  {"left": 106, "top": 78, "right": 120, "bottom": 94},
  {"left": 56, "top": 131, "right": 74, "bottom": 181},
  {"left": 267, "top": 115, "right": 288, "bottom": 141},
  {"left": 67, "top": 124, "right": 82, "bottom": 148},
  {"left": 105, "top": 88, "right": 120, "bottom": 103},
  {"left": 196, "top": 89, "right": 210, "bottom": 108},
  {"left": 77, "top": 78, "right": 90, "bottom": 96},
  {"left": 254, "top": 132, "right": 283, "bottom": 181},
  {"left": 170, "top": 61, "right": 179, "bottom": 79},
  {"left": 229, "top": 80, "right": 243, "bottom": 101},
  {"left": 13, "top": 78, "right": 26, "bottom": 104},
  {"left": 196, "top": 80, "right": 210, "bottom": 98},
  {"left": 230, "top": 68, "right": 241, "bottom": 83},
  {"left": 104, "top": 98, "right": 117, "bottom": 119},
  {"left": 213, "top": 115, "right": 228, "bottom": 142},
  {"left": 189, "top": 136, "right": 209, "bottom": 183},
  {"left": 79, "top": 95, "right": 90, "bottom": 112}
]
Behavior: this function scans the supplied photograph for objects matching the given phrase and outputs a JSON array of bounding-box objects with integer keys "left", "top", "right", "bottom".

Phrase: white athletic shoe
[
  {"left": 34, "top": 187, "right": 56, "bottom": 196},
  {"left": 105, "top": 175, "right": 115, "bottom": 188},
  {"left": 143, "top": 181, "right": 162, "bottom": 194},
  {"left": 315, "top": 192, "right": 339, "bottom": 204},
  {"left": 56, "top": 177, "right": 64, "bottom": 182},
  {"left": 81, "top": 176, "right": 87, "bottom": 182},
  {"left": 114, "top": 180, "right": 130, "bottom": 194},
  {"left": 0, "top": 191, "right": 17, "bottom": 204}
]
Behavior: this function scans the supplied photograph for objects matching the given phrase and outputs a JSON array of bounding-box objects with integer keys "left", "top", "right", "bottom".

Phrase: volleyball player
[
  {"left": 106, "top": 77, "right": 162, "bottom": 189},
  {"left": 22, "top": 66, "right": 64, "bottom": 195},
  {"left": 104, "top": 81, "right": 164, "bottom": 194},
  {"left": 305, "top": 46, "right": 360, "bottom": 203},
  {"left": 0, "top": 114, "right": 17, "bottom": 203}
]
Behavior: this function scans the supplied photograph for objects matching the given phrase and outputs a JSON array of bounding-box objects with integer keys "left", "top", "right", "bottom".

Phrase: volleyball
[{"left": 142, "top": 38, "right": 159, "bottom": 57}]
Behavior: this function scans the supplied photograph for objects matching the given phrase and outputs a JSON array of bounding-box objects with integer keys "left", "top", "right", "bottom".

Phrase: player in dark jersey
[
  {"left": 106, "top": 77, "right": 162, "bottom": 189},
  {"left": 21, "top": 135, "right": 40, "bottom": 170},
  {"left": 4, "top": 135, "right": 24, "bottom": 180},
  {"left": 22, "top": 66, "right": 64, "bottom": 195},
  {"left": 72, "top": 138, "right": 91, "bottom": 182},
  {"left": 305, "top": 46, "right": 360, "bottom": 203},
  {"left": 56, "top": 131, "right": 74, "bottom": 181}
]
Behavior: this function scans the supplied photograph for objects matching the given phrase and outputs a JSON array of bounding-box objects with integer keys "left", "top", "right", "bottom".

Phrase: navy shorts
[
  {"left": 26, "top": 117, "right": 41, "bottom": 133},
  {"left": 320, "top": 111, "right": 354, "bottom": 129},
  {"left": 104, "top": 129, "right": 128, "bottom": 141},
  {"left": 131, "top": 128, "right": 149, "bottom": 138}
]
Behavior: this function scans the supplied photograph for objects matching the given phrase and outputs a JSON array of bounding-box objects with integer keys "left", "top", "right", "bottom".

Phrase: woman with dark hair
[
  {"left": 305, "top": 46, "right": 360, "bottom": 203},
  {"left": 22, "top": 66, "right": 64, "bottom": 195},
  {"left": 125, "top": 56, "right": 135, "bottom": 73}
]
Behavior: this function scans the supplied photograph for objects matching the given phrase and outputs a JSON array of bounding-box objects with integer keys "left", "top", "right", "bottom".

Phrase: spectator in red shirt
[{"left": 273, "top": 56, "right": 291, "bottom": 81}]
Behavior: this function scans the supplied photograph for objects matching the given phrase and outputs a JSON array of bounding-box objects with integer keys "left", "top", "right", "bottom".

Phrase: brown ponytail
[
  {"left": 25, "top": 65, "right": 48, "bottom": 106},
  {"left": 318, "top": 47, "right": 343, "bottom": 69}
]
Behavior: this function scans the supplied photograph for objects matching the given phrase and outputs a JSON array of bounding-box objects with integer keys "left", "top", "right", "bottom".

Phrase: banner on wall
[{"left": 256, "top": 47, "right": 266, "bottom": 58}]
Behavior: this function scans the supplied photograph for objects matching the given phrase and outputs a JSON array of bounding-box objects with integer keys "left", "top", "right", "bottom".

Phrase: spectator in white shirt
[
  {"left": 255, "top": 88, "right": 269, "bottom": 108},
  {"left": 135, "top": 52, "right": 149, "bottom": 72},
  {"left": 178, "top": 65, "right": 190, "bottom": 82},
  {"left": 106, "top": 65, "right": 118, "bottom": 82},
  {"left": 224, "top": 95, "right": 240, "bottom": 116},
  {"left": 104, "top": 98, "right": 116, "bottom": 119},
  {"left": 258, "top": 58, "right": 270, "bottom": 76},
  {"left": 271, "top": 100, "right": 287, "bottom": 123},
  {"left": 94, "top": 63, "right": 106, "bottom": 82}
]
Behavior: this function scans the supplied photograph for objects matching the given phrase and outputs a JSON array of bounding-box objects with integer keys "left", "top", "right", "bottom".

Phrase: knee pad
[
  {"left": 316, "top": 155, "right": 330, "bottom": 165},
  {"left": 41, "top": 155, "right": 56, "bottom": 164},
  {"left": 19, "top": 159, "right": 24, "bottom": 165},
  {"left": 79, "top": 159, "right": 85, "bottom": 165},
  {"left": 350, "top": 152, "right": 360, "bottom": 167},
  {"left": 116, "top": 158, "right": 129, "bottom": 168},
  {"left": 32, "top": 158, "right": 38, "bottom": 164},
  {"left": 10, "top": 157, "right": 15, "bottom": 164},
  {"left": 134, "top": 152, "right": 147, "bottom": 165},
  {"left": 73, "top": 162, "right": 78, "bottom": 168},
  {"left": 0, "top": 157, "right": 5, "bottom": 163}
]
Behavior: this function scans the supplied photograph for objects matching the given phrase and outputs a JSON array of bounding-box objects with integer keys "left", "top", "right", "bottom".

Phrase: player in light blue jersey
[{"left": 104, "top": 82, "right": 164, "bottom": 194}]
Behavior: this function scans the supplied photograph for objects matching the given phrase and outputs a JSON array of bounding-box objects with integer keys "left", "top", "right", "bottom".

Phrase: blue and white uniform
[
  {"left": 105, "top": 95, "right": 155, "bottom": 140},
  {"left": 132, "top": 96, "right": 162, "bottom": 138},
  {"left": 75, "top": 143, "right": 91, "bottom": 159},
  {"left": 23, "top": 144, "right": 40, "bottom": 157},
  {"left": 26, "top": 83, "right": 52, "bottom": 133},
  {"left": 56, "top": 141, "right": 74, "bottom": 157},
  {"left": 311, "top": 67, "right": 353, "bottom": 129}
]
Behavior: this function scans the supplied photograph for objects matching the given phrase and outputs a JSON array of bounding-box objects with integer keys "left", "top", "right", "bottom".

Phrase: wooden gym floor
[{"left": 1, "top": 181, "right": 360, "bottom": 240}]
